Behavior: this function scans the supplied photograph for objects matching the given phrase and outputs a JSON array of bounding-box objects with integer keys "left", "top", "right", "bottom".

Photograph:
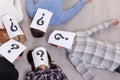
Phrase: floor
[{"left": 11, "top": 0, "right": 120, "bottom": 80}]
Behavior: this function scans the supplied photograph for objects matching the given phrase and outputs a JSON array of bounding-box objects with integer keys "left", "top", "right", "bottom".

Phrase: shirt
[
  {"left": 25, "top": 66, "right": 68, "bottom": 80},
  {"left": 26, "top": 0, "right": 86, "bottom": 25},
  {"left": 68, "top": 20, "right": 120, "bottom": 80},
  {"left": 0, "top": 0, "right": 23, "bottom": 29},
  {"left": 0, "top": 57, "right": 18, "bottom": 80}
]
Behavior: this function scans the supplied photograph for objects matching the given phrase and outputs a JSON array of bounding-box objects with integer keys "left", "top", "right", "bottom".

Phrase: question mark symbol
[
  {"left": 54, "top": 33, "right": 68, "bottom": 40},
  {"left": 10, "top": 18, "right": 18, "bottom": 32},
  {"left": 8, "top": 44, "right": 19, "bottom": 53},
  {"left": 37, "top": 13, "right": 45, "bottom": 26},
  {"left": 36, "top": 50, "right": 44, "bottom": 61}
]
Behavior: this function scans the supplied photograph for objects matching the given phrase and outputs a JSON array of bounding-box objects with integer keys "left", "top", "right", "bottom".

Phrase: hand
[
  {"left": 86, "top": 0, "right": 92, "bottom": 3},
  {"left": 111, "top": 19, "right": 119, "bottom": 25}
]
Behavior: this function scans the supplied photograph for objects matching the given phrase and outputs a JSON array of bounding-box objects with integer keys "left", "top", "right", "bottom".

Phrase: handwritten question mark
[
  {"left": 37, "top": 13, "right": 45, "bottom": 26},
  {"left": 10, "top": 18, "right": 18, "bottom": 32},
  {"left": 8, "top": 44, "right": 19, "bottom": 53},
  {"left": 36, "top": 50, "right": 44, "bottom": 61},
  {"left": 54, "top": 33, "right": 68, "bottom": 40}
]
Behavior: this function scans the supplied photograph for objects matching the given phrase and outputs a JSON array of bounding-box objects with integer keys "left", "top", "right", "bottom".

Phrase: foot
[
  {"left": 111, "top": 19, "right": 119, "bottom": 25},
  {"left": 86, "top": 0, "right": 92, "bottom": 3}
]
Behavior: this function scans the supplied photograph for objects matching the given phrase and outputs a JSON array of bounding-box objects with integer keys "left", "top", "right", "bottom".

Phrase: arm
[
  {"left": 70, "top": 56, "right": 97, "bottom": 80},
  {"left": 60, "top": 0, "right": 87, "bottom": 23},
  {"left": 14, "top": 0, "right": 24, "bottom": 23},
  {"left": 84, "top": 19, "right": 118, "bottom": 37},
  {"left": 25, "top": 72, "right": 34, "bottom": 80},
  {"left": 26, "top": 0, "right": 36, "bottom": 18},
  {"left": 56, "top": 66, "right": 68, "bottom": 80}
]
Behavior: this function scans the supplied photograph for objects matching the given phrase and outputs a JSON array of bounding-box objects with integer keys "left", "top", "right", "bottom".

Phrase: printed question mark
[
  {"left": 10, "top": 18, "right": 18, "bottom": 32},
  {"left": 37, "top": 13, "right": 45, "bottom": 26},
  {"left": 54, "top": 33, "right": 68, "bottom": 40},
  {"left": 8, "top": 44, "right": 19, "bottom": 53},
  {"left": 36, "top": 50, "right": 44, "bottom": 61}
]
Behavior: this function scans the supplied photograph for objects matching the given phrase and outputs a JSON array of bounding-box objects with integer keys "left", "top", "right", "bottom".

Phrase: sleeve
[
  {"left": 25, "top": 72, "right": 34, "bottom": 80},
  {"left": 84, "top": 20, "right": 114, "bottom": 37},
  {"left": 14, "top": 0, "right": 24, "bottom": 23},
  {"left": 70, "top": 56, "right": 97, "bottom": 80},
  {"left": 26, "top": 0, "right": 36, "bottom": 18},
  {"left": 57, "top": 67, "right": 69, "bottom": 80},
  {"left": 60, "top": 0, "right": 86, "bottom": 23}
]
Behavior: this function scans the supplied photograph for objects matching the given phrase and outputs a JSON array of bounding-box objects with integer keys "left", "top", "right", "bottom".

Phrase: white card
[
  {"left": 1, "top": 15, "right": 24, "bottom": 38},
  {"left": 0, "top": 39, "right": 27, "bottom": 63},
  {"left": 48, "top": 30, "right": 76, "bottom": 49},
  {"left": 30, "top": 8, "right": 53, "bottom": 32},
  {"left": 32, "top": 47, "right": 49, "bottom": 68}
]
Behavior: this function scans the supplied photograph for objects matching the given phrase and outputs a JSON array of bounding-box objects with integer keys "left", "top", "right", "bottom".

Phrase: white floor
[{"left": 13, "top": 0, "right": 120, "bottom": 80}]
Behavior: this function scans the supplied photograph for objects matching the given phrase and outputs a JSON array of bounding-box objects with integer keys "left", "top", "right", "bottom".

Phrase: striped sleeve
[
  {"left": 70, "top": 56, "right": 97, "bottom": 80},
  {"left": 84, "top": 20, "right": 113, "bottom": 37}
]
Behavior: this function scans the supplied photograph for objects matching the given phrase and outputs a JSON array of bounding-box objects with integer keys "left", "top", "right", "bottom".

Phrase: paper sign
[
  {"left": 32, "top": 47, "right": 49, "bottom": 68},
  {"left": 48, "top": 30, "right": 76, "bottom": 49},
  {"left": 1, "top": 15, "right": 24, "bottom": 38},
  {"left": 0, "top": 39, "right": 27, "bottom": 63},
  {"left": 30, "top": 8, "right": 53, "bottom": 32}
]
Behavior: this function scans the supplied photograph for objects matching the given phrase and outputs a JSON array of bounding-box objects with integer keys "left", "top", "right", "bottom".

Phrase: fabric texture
[
  {"left": 67, "top": 20, "right": 120, "bottom": 80},
  {"left": 25, "top": 66, "right": 68, "bottom": 80},
  {"left": 0, "top": 0, "right": 23, "bottom": 29},
  {"left": 26, "top": 0, "right": 86, "bottom": 25},
  {"left": 0, "top": 57, "right": 18, "bottom": 80}
]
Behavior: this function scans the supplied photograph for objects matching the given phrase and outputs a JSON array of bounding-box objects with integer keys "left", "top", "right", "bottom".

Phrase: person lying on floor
[
  {"left": 26, "top": 0, "right": 92, "bottom": 38},
  {"left": 48, "top": 19, "right": 120, "bottom": 80},
  {"left": 26, "top": 47, "right": 68, "bottom": 80},
  {"left": 0, "top": 0, "right": 26, "bottom": 44},
  {"left": 26, "top": 0, "right": 91, "bottom": 25},
  {"left": 0, "top": 52, "right": 24, "bottom": 80}
]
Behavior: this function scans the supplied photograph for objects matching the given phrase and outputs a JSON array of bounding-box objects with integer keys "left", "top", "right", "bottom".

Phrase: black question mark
[
  {"left": 37, "top": 13, "right": 45, "bottom": 26},
  {"left": 36, "top": 50, "right": 44, "bottom": 61},
  {"left": 54, "top": 33, "right": 68, "bottom": 40},
  {"left": 8, "top": 44, "right": 19, "bottom": 53},
  {"left": 10, "top": 18, "right": 18, "bottom": 32}
]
